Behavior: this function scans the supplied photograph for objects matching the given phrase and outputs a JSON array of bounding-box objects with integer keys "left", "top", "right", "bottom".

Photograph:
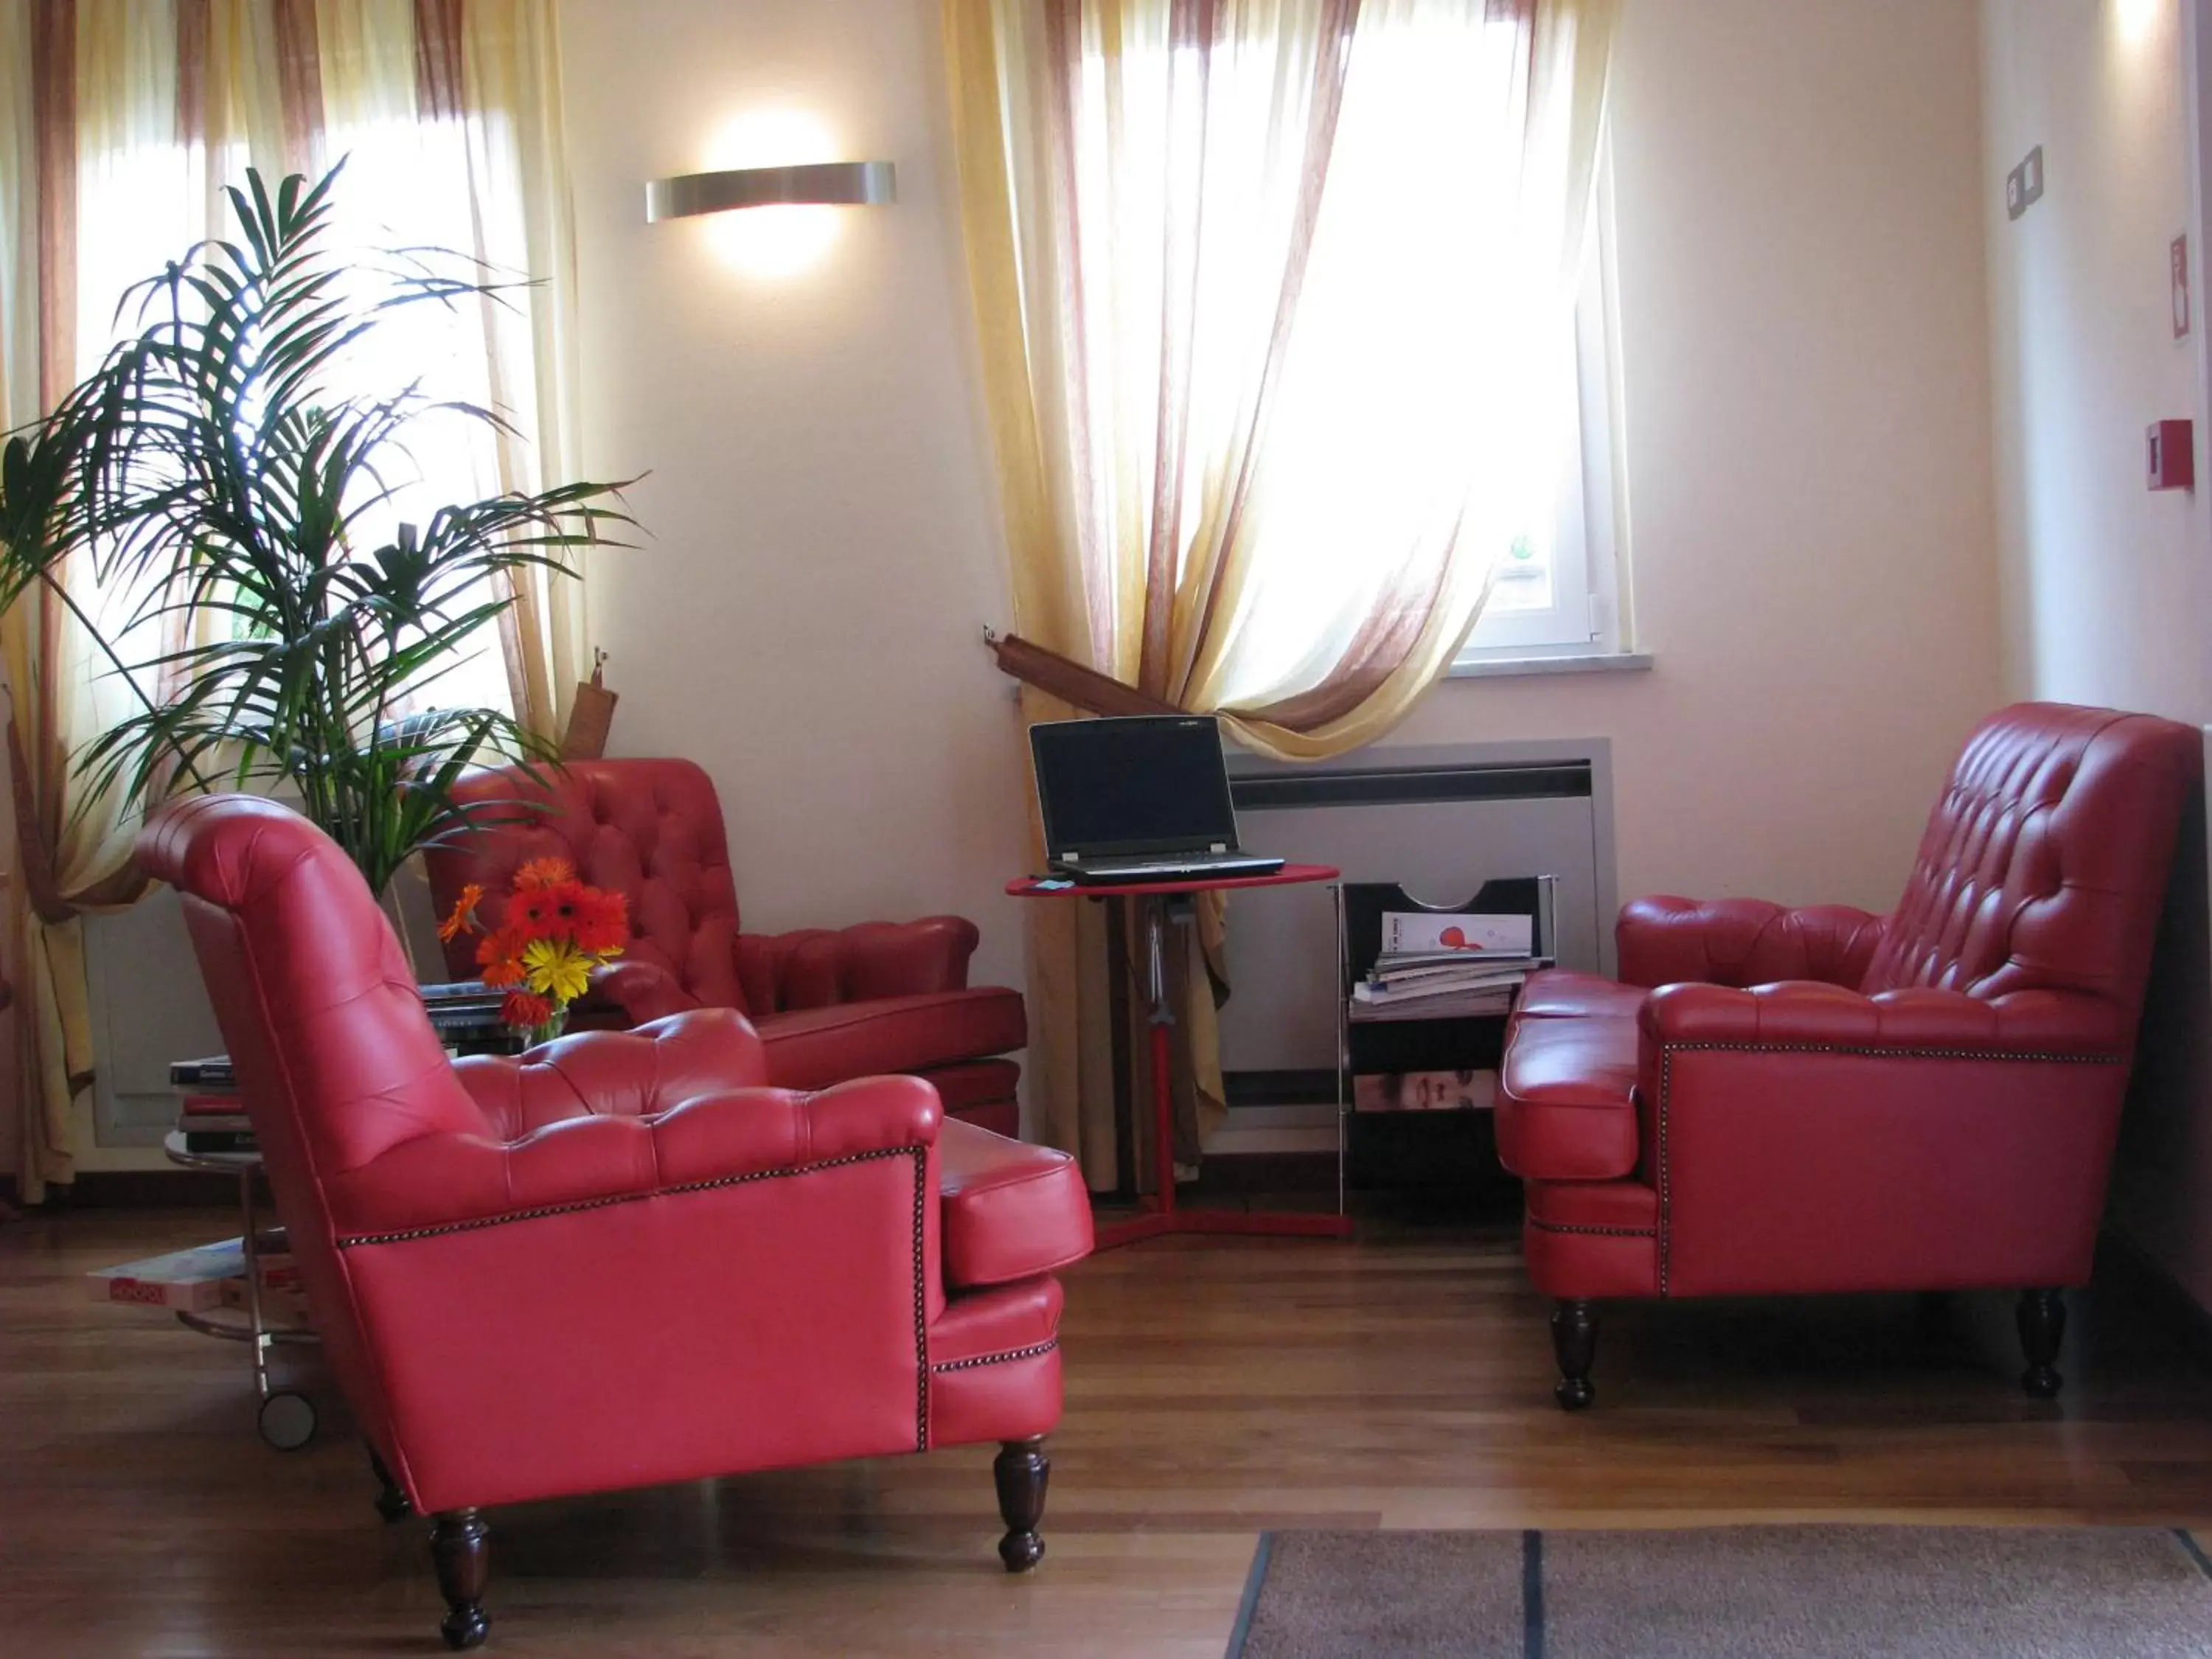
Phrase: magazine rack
[{"left": 1336, "top": 876, "right": 1558, "bottom": 1192}]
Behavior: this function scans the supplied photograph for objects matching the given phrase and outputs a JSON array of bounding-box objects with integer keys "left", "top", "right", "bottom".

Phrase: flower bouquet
[{"left": 439, "top": 858, "right": 630, "bottom": 1044}]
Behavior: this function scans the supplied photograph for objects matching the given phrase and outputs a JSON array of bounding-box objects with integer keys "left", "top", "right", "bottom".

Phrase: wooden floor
[{"left": 9, "top": 1206, "right": 2212, "bottom": 1657}]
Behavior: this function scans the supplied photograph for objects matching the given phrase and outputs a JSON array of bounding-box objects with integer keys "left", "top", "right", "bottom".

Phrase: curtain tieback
[{"left": 985, "top": 630, "right": 1180, "bottom": 719}]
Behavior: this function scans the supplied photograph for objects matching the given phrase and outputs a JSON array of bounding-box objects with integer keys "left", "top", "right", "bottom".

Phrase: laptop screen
[{"left": 1029, "top": 715, "right": 1240, "bottom": 858}]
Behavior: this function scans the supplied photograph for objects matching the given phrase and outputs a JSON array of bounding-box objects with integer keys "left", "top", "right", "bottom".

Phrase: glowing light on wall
[
  {"left": 2114, "top": 0, "right": 2164, "bottom": 48},
  {"left": 649, "top": 110, "right": 894, "bottom": 279}
]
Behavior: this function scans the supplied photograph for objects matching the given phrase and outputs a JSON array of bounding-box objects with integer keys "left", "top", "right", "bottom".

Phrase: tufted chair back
[
  {"left": 428, "top": 759, "right": 748, "bottom": 1009},
  {"left": 1857, "top": 703, "right": 2199, "bottom": 1021}
]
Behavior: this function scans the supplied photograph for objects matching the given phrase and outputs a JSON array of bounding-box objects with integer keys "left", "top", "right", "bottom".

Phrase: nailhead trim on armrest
[
  {"left": 1526, "top": 1217, "right": 1655, "bottom": 1239},
  {"left": 930, "top": 1338, "right": 1060, "bottom": 1374},
  {"left": 334, "top": 1143, "right": 922, "bottom": 1248}
]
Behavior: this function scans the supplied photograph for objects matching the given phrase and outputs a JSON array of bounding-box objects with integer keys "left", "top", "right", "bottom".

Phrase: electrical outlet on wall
[{"left": 2006, "top": 145, "right": 2045, "bottom": 222}]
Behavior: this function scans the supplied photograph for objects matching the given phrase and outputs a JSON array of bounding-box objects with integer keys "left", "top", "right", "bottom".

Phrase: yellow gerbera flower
[{"left": 521, "top": 937, "right": 594, "bottom": 1006}]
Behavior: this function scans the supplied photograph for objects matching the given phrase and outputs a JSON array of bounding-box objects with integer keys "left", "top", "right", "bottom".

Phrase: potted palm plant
[{"left": 0, "top": 164, "right": 630, "bottom": 896}]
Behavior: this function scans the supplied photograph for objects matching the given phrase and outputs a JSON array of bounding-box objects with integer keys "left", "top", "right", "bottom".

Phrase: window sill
[{"left": 1444, "top": 650, "right": 1652, "bottom": 681}]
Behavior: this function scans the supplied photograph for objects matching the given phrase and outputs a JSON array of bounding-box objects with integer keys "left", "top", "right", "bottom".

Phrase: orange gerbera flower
[
  {"left": 437, "top": 883, "right": 484, "bottom": 942},
  {"left": 573, "top": 887, "right": 629, "bottom": 956},
  {"left": 476, "top": 927, "right": 528, "bottom": 987},
  {"left": 513, "top": 857, "right": 576, "bottom": 891},
  {"left": 501, "top": 991, "right": 554, "bottom": 1030},
  {"left": 508, "top": 887, "right": 557, "bottom": 938}
]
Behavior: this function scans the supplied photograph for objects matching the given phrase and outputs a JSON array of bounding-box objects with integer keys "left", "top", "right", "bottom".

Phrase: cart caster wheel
[{"left": 258, "top": 1391, "right": 317, "bottom": 1450}]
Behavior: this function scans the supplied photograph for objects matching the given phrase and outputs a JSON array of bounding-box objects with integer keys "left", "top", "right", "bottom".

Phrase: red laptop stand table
[{"left": 1009, "top": 863, "right": 1351, "bottom": 1251}]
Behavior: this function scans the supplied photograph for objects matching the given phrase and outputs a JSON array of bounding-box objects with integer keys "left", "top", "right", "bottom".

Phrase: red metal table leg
[{"left": 1088, "top": 891, "right": 1352, "bottom": 1251}]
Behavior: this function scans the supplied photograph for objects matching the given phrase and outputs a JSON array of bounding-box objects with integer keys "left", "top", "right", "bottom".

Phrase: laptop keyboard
[{"left": 1056, "top": 852, "right": 1284, "bottom": 884}]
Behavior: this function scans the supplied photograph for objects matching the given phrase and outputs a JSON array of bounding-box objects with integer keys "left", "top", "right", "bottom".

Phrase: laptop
[{"left": 1029, "top": 714, "right": 1286, "bottom": 886}]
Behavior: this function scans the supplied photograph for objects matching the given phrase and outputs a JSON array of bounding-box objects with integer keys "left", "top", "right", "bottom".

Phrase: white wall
[
  {"left": 556, "top": 0, "right": 2002, "bottom": 1001},
  {"left": 1980, "top": 0, "right": 2212, "bottom": 1309},
  {"left": 1983, "top": 0, "right": 2212, "bottom": 723},
  {"left": 559, "top": 0, "right": 1033, "bottom": 992}
]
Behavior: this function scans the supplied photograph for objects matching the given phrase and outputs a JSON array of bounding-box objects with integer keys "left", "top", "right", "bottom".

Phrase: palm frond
[{"left": 0, "top": 161, "right": 635, "bottom": 894}]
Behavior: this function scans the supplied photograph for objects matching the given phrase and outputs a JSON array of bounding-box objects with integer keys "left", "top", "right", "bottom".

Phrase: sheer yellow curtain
[
  {"left": 946, "top": 0, "right": 1615, "bottom": 1185},
  {"left": 0, "top": 0, "right": 577, "bottom": 1200}
]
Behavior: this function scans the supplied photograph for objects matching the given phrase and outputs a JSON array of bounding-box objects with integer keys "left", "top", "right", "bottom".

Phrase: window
[
  {"left": 69, "top": 109, "right": 529, "bottom": 720},
  {"left": 1028, "top": 1, "right": 1622, "bottom": 712},
  {"left": 1454, "top": 150, "right": 1627, "bottom": 667}
]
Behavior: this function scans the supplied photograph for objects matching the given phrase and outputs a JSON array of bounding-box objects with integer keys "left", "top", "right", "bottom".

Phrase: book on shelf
[
  {"left": 170, "top": 1055, "right": 235, "bottom": 1091},
  {"left": 178, "top": 1110, "right": 252, "bottom": 1133},
  {"left": 1349, "top": 986, "right": 1515, "bottom": 1023},
  {"left": 1352, "top": 1069, "right": 1499, "bottom": 1112},
  {"left": 1366, "top": 961, "right": 1528, "bottom": 991},
  {"left": 181, "top": 1130, "right": 259, "bottom": 1154},
  {"left": 175, "top": 1089, "right": 254, "bottom": 1151}
]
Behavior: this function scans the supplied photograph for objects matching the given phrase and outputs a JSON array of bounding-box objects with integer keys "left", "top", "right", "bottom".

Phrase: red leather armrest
[
  {"left": 324, "top": 1070, "right": 941, "bottom": 1240},
  {"left": 1618, "top": 897, "right": 1887, "bottom": 990},
  {"left": 936, "top": 1119, "right": 1093, "bottom": 1288},
  {"left": 1636, "top": 980, "right": 2126, "bottom": 1054},
  {"left": 593, "top": 959, "right": 704, "bottom": 1025},
  {"left": 743, "top": 917, "right": 981, "bottom": 1010}
]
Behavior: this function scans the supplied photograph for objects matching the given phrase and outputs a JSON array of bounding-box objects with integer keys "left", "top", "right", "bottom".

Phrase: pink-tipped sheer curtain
[
  {"left": 0, "top": 0, "right": 580, "bottom": 1200},
  {"left": 947, "top": 0, "right": 1617, "bottom": 1187}
]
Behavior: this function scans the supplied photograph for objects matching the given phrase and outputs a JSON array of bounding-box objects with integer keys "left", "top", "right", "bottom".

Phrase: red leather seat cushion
[
  {"left": 756, "top": 988, "right": 1027, "bottom": 1092},
  {"left": 1498, "top": 999, "right": 1641, "bottom": 1182},
  {"left": 936, "top": 1119, "right": 1093, "bottom": 1289},
  {"left": 1515, "top": 969, "right": 1647, "bottom": 1021}
]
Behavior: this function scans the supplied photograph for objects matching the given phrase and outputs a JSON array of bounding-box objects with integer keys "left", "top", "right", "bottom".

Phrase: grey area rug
[{"left": 1226, "top": 1526, "right": 2212, "bottom": 1658}]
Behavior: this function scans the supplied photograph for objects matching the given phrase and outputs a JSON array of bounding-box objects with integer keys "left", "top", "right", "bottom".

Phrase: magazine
[{"left": 1380, "top": 911, "right": 1533, "bottom": 958}]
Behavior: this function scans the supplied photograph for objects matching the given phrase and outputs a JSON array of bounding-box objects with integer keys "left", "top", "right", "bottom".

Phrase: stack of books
[
  {"left": 176, "top": 1084, "right": 254, "bottom": 1155},
  {"left": 172, "top": 1054, "right": 250, "bottom": 1154},
  {"left": 1350, "top": 910, "right": 1537, "bottom": 1023},
  {"left": 419, "top": 980, "right": 509, "bottom": 1049}
]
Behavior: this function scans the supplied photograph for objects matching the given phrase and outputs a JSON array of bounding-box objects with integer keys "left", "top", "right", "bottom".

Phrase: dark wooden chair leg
[
  {"left": 1552, "top": 1298, "right": 1599, "bottom": 1411},
  {"left": 2018, "top": 1288, "right": 2066, "bottom": 1399},
  {"left": 993, "top": 1436, "right": 1050, "bottom": 1573},
  {"left": 368, "top": 1447, "right": 411, "bottom": 1524},
  {"left": 430, "top": 1509, "right": 491, "bottom": 1650}
]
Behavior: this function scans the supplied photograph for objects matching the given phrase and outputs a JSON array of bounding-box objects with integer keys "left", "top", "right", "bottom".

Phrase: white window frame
[{"left": 1453, "top": 142, "right": 1632, "bottom": 669}]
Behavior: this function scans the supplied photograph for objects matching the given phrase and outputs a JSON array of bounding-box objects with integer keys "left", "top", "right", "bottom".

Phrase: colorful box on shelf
[
  {"left": 88, "top": 1238, "right": 251, "bottom": 1312},
  {"left": 89, "top": 1237, "right": 303, "bottom": 1318}
]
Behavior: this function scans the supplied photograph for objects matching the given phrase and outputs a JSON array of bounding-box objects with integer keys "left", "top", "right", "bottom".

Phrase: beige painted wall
[
  {"left": 555, "top": 0, "right": 2002, "bottom": 1019},
  {"left": 1980, "top": 0, "right": 2212, "bottom": 1308}
]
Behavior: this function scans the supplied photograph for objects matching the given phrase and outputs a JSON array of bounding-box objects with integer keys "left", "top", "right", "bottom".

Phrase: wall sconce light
[{"left": 644, "top": 161, "right": 896, "bottom": 223}]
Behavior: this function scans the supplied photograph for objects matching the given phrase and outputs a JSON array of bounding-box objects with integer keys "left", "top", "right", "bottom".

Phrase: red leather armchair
[
  {"left": 139, "top": 793, "right": 1093, "bottom": 1650},
  {"left": 424, "top": 759, "right": 1028, "bottom": 1138},
  {"left": 1497, "top": 703, "right": 2199, "bottom": 1409}
]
